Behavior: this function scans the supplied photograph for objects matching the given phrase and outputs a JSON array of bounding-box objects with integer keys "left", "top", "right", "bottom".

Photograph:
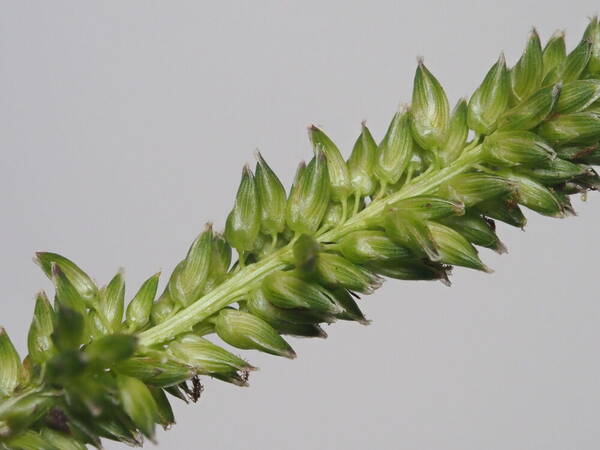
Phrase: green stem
[
  {"left": 138, "top": 250, "right": 289, "bottom": 346},
  {"left": 138, "top": 146, "right": 482, "bottom": 347},
  {"left": 352, "top": 193, "right": 361, "bottom": 216}
]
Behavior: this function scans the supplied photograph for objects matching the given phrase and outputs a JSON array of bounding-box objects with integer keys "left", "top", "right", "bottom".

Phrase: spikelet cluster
[{"left": 2, "top": 19, "right": 600, "bottom": 448}]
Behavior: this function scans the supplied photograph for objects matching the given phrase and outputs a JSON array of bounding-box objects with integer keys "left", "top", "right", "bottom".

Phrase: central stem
[{"left": 138, "top": 147, "right": 482, "bottom": 347}]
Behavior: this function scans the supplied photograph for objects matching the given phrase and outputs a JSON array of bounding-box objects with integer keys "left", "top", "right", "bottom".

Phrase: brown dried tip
[
  {"left": 494, "top": 240, "right": 509, "bottom": 255},
  {"left": 315, "top": 325, "right": 329, "bottom": 338},
  {"left": 440, "top": 266, "right": 453, "bottom": 287}
]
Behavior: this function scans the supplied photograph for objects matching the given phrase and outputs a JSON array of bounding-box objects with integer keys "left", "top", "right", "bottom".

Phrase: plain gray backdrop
[{"left": 1, "top": 1, "right": 599, "bottom": 449}]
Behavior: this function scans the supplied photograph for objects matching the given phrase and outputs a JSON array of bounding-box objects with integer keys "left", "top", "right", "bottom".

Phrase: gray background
[{"left": 1, "top": 1, "right": 599, "bottom": 449}]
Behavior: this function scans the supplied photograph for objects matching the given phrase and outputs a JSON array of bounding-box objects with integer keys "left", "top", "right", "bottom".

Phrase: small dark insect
[
  {"left": 180, "top": 376, "right": 204, "bottom": 403},
  {"left": 191, "top": 376, "right": 204, "bottom": 403}
]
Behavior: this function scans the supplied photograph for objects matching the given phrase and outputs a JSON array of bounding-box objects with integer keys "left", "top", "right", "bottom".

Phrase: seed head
[
  {"left": 150, "top": 293, "right": 180, "bottom": 325},
  {"left": 27, "top": 291, "right": 56, "bottom": 365},
  {"left": 6, "top": 21, "right": 600, "bottom": 449},
  {"left": 330, "top": 288, "right": 369, "bottom": 324},
  {"left": 510, "top": 28, "right": 544, "bottom": 103},
  {"left": 214, "top": 309, "right": 296, "bottom": 359},
  {"left": 499, "top": 171, "right": 566, "bottom": 217},
  {"left": 116, "top": 374, "right": 160, "bottom": 440},
  {"left": 168, "top": 226, "right": 213, "bottom": 308},
  {"left": 308, "top": 125, "right": 351, "bottom": 202},
  {"left": 371, "top": 261, "right": 451, "bottom": 283},
  {"left": 555, "top": 80, "right": 600, "bottom": 114},
  {"left": 292, "top": 233, "right": 320, "bottom": 272},
  {"left": 468, "top": 53, "right": 511, "bottom": 135},
  {"left": 374, "top": 107, "right": 414, "bottom": 185},
  {"left": 583, "top": 16, "right": 600, "bottom": 74},
  {"left": 204, "top": 232, "right": 232, "bottom": 291},
  {"left": 286, "top": 151, "right": 330, "bottom": 235},
  {"left": 515, "top": 157, "right": 587, "bottom": 184},
  {"left": 84, "top": 334, "right": 137, "bottom": 368},
  {"left": 476, "top": 197, "right": 527, "bottom": 229},
  {"left": 384, "top": 210, "right": 440, "bottom": 261},
  {"left": 322, "top": 202, "right": 344, "bottom": 229},
  {"left": 246, "top": 287, "right": 323, "bottom": 327},
  {"left": 441, "top": 98, "right": 469, "bottom": 164},
  {"left": 441, "top": 173, "right": 515, "bottom": 206},
  {"left": 0, "top": 391, "right": 54, "bottom": 440},
  {"left": 262, "top": 270, "right": 342, "bottom": 316},
  {"left": 51, "top": 264, "right": 86, "bottom": 315},
  {"left": 411, "top": 60, "right": 450, "bottom": 151},
  {"left": 427, "top": 221, "right": 490, "bottom": 272},
  {"left": 537, "top": 111, "right": 600, "bottom": 145},
  {"left": 335, "top": 230, "right": 413, "bottom": 265},
  {"left": 150, "top": 387, "right": 176, "bottom": 428},
  {"left": 51, "top": 305, "right": 85, "bottom": 351},
  {"left": 225, "top": 166, "right": 261, "bottom": 252},
  {"left": 498, "top": 84, "right": 560, "bottom": 130},
  {"left": 255, "top": 151, "right": 287, "bottom": 237},
  {"left": 35, "top": 252, "right": 97, "bottom": 305},
  {"left": 315, "top": 252, "right": 382, "bottom": 294},
  {"left": 168, "top": 334, "right": 255, "bottom": 383},
  {"left": 441, "top": 213, "right": 507, "bottom": 254},
  {"left": 125, "top": 272, "right": 160, "bottom": 332},
  {"left": 483, "top": 130, "right": 556, "bottom": 166},
  {"left": 542, "top": 30, "right": 567, "bottom": 77},
  {"left": 392, "top": 195, "right": 465, "bottom": 220},
  {"left": 0, "top": 328, "right": 24, "bottom": 396},
  {"left": 543, "top": 38, "right": 592, "bottom": 85},
  {"left": 347, "top": 122, "right": 377, "bottom": 196},
  {"left": 115, "top": 352, "right": 196, "bottom": 387},
  {"left": 101, "top": 270, "right": 126, "bottom": 331}
]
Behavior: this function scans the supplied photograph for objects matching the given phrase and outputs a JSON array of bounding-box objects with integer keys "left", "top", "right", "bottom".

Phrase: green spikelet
[
  {"left": 225, "top": 166, "right": 261, "bottom": 254},
  {"left": 286, "top": 151, "right": 330, "bottom": 235},
  {"left": 510, "top": 29, "right": 544, "bottom": 103},
  {"left": 468, "top": 53, "right": 511, "bottom": 135},
  {"left": 411, "top": 60, "right": 450, "bottom": 151}
]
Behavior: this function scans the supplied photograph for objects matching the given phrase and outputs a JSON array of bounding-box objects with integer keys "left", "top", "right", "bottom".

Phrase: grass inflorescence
[{"left": 2, "top": 19, "right": 600, "bottom": 449}]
